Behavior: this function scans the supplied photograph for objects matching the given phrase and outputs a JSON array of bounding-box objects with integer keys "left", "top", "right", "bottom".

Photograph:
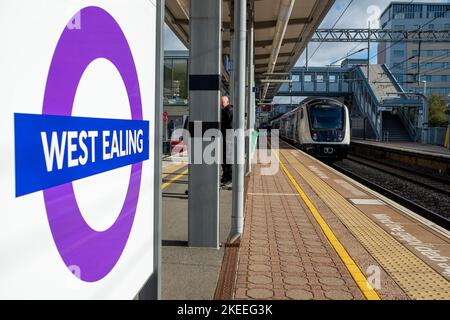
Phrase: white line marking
[
  {"left": 308, "top": 165, "right": 329, "bottom": 180},
  {"left": 334, "top": 179, "right": 367, "bottom": 196},
  {"left": 374, "top": 213, "right": 450, "bottom": 278},
  {"left": 349, "top": 199, "right": 386, "bottom": 206}
]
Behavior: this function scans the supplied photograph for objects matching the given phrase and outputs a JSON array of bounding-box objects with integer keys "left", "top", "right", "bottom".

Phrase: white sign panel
[{"left": 0, "top": 0, "right": 156, "bottom": 299}]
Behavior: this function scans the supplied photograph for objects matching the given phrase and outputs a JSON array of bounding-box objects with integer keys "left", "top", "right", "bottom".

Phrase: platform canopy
[{"left": 165, "top": 0, "right": 335, "bottom": 100}]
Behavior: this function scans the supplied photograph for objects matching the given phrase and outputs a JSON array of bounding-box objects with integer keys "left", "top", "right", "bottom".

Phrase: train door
[
  {"left": 288, "top": 115, "right": 294, "bottom": 140},
  {"left": 292, "top": 113, "right": 298, "bottom": 143},
  {"left": 298, "top": 107, "right": 305, "bottom": 144}
]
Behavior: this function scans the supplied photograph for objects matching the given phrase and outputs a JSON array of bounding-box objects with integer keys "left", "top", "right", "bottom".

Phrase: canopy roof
[{"left": 165, "top": 0, "right": 335, "bottom": 100}]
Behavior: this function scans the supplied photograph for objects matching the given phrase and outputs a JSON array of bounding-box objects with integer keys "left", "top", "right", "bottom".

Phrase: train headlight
[
  {"left": 338, "top": 131, "right": 344, "bottom": 141},
  {"left": 312, "top": 131, "right": 318, "bottom": 141}
]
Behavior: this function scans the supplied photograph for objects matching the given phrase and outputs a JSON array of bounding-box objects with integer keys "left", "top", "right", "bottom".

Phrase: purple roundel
[{"left": 42, "top": 6, "right": 144, "bottom": 282}]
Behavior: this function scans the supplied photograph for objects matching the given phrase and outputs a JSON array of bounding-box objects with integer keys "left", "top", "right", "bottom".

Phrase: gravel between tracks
[{"left": 335, "top": 159, "right": 450, "bottom": 219}]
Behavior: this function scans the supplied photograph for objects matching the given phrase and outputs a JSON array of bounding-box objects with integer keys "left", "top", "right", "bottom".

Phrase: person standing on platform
[
  {"left": 220, "top": 96, "right": 233, "bottom": 186},
  {"left": 167, "top": 119, "right": 175, "bottom": 141}
]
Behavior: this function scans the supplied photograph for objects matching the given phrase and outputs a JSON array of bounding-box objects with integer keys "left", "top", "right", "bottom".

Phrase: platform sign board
[{"left": 0, "top": 1, "right": 157, "bottom": 299}]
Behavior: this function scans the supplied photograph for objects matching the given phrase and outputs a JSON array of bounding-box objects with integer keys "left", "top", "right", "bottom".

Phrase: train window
[
  {"left": 304, "top": 75, "right": 312, "bottom": 82},
  {"left": 309, "top": 104, "right": 344, "bottom": 130}
]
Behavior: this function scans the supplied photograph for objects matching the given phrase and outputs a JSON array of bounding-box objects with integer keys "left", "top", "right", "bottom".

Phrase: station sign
[{"left": 0, "top": 1, "right": 157, "bottom": 299}]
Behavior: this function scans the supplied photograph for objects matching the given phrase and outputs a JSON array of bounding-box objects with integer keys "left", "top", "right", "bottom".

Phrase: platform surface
[
  {"left": 352, "top": 139, "right": 450, "bottom": 158},
  {"left": 232, "top": 141, "right": 450, "bottom": 300},
  {"left": 161, "top": 157, "right": 232, "bottom": 300}
]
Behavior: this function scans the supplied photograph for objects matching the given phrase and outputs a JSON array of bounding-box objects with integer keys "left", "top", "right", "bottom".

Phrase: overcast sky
[{"left": 164, "top": 0, "right": 448, "bottom": 67}]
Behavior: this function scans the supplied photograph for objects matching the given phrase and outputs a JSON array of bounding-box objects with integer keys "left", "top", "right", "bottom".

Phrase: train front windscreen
[{"left": 308, "top": 104, "right": 344, "bottom": 130}]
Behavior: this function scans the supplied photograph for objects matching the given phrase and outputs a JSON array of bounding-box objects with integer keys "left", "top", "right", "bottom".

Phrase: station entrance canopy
[{"left": 165, "top": 0, "right": 335, "bottom": 100}]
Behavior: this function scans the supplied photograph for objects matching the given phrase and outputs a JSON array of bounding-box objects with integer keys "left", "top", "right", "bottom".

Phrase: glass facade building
[
  {"left": 164, "top": 50, "right": 189, "bottom": 106},
  {"left": 378, "top": 2, "right": 450, "bottom": 97},
  {"left": 163, "top": 50, "right": 189, "bottom": 140}
]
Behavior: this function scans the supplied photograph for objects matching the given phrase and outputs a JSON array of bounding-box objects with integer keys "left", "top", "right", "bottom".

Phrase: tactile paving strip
[{"left": 281, "top": 149, "right": 450, "bottom": 300}]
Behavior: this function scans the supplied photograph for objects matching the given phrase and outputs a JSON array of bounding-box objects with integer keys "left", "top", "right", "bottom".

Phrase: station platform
[
  {"left": 160, "top": 155, "right": 233, "bottom": 300},
  {"left": 351, "top": 139, "right": 450, "bottom": 158},
  {"left": 229, "top": 141, "right": 450, "bottom": 300},
  {"left": 350, "top": 139, "right": 450, "bottom": 180}
]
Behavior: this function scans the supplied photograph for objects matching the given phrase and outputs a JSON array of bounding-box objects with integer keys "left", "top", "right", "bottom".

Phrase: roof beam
[
  {"left": 165, "top": 8, "right": 189, "bottom": 47},
  {"left": 174, "top": 18, "right": 189, "bottom": 25},
  {"left": 255, "top": 62, "right": 290, "bottom": 69},
  {"left": 224, "top": 37, "right": 300, "bottom": 48},
  {"left": 174, "top": 17, "right": 312, "bottom": 31},
  {"left": 174, "top": 18, "right": 232, "bottom": 29},
  {"left": 255, "top": 67, "right": 287, "bottom": 74},
  {"left": 255, "top": 52, "right": 293, "bottom": 60},
  {"left": 254, "top": 17, "right": 313, "bottom": 30},
  {"left": 258, "top": 37, "right": 300, "bottom": 47}
]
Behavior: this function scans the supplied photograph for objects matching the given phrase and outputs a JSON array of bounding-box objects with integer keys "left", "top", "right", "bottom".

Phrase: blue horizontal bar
[{"left": 14, "top": 113, "right": 149, "bottom": 197}]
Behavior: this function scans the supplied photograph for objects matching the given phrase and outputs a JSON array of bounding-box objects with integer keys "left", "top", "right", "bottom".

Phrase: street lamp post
[
  {"left": 418, "top": 92, "right": 429, "bottom": 145},
  {"left": 422, "top": 80, "right": 427, "bottom": 96}
]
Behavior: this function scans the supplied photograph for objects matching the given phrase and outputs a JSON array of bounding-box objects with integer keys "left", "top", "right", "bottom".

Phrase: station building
[{"left": 378, "top": 2, "right": 450, "bottom": 97}]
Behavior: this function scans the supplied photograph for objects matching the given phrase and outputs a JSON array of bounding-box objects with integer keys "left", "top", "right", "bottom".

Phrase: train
[{"left": 271, "top": 97, "right": 350, "bottom": 161}]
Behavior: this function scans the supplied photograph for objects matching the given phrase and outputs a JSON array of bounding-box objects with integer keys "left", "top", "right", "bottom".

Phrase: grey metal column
[
  {"left": 230, "top": 0, "right": 246, "bottom": 241},
  {"left": 230, "top": 31, "right": 235, "bottom": 107},
  {"left": 139, "top": 0, "right": 164, "bottom": 300},
  {"left": 188, "top": 0, "right": 222, "bottom": 248},
  {"left": 246, "top": 20, "right": 254, "bottom": 174},
  {"left": 367, "top": 22, "right": 371, "bottom": 82},
  {"left": 152, "top": 0, "right": 164, "bottom": 299},
  {"left": 250, "top": 25, "right": 256, "bottom": 164},
  {"left": 306, "top": 45, "right": 309, "bottom": 71},
  {"left": 447, "top": 102, "right": 450, "bottom": 150}
]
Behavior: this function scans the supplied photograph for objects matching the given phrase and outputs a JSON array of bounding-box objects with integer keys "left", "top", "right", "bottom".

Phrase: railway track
[
  {"left": 346, "top": 154, "right": 450, "bottom": 197},
  {"left": 332, "top": 160, "right": 450, "bottom": 230}
]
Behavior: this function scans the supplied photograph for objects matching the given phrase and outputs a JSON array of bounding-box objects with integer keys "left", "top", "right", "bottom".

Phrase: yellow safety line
[
  {"left": 162, "top": 163, "right": 187, "bottom": 177},
  {"left": 162, "top": 168, "right": 188, "bottom": 190},
  {"left": 272, "top": 150, "right": 381, "bottom": 300}
]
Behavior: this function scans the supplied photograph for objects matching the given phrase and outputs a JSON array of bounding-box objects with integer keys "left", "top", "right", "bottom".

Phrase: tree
[{"left": 428, "top": 93, "right": 448, "bottom": 127}]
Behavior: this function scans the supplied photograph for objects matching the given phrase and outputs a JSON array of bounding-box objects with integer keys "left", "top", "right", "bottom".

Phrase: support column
[
  {"left": 250, "top": 31, "right": 256, "bottom": 164},
  {"left": 447, "top": 103, "right": 450, "bottom": 150},
  {"left": 367, "top": 22, "right": 371, "bottom": 82},
  {"left": 306, "top": 44, "right": 309, "bottom": 71},
  {"left": 230, "top": 0, "right": 246, "bottom": 241},
  {"left": 230, "top": 24, "right": 235, "bottom": 107},
  {"left": 188, "top": 0, "right": 222, "bottom": 248},
  {"left": 246, "top": 21, "right": 254, "bottom": 174},
  {"left": 139, "top": 0, "right": 164, "bottom": 300}
]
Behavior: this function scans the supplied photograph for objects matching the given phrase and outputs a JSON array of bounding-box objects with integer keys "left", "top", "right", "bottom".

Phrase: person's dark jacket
[{"left": 221, "top": 105, "right": 233, "bottom": 134}]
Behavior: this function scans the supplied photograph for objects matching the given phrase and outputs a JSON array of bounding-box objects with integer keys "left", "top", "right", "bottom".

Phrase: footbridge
[{"left": 276, "top": 61, "right": 425, "bottom": 141}]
